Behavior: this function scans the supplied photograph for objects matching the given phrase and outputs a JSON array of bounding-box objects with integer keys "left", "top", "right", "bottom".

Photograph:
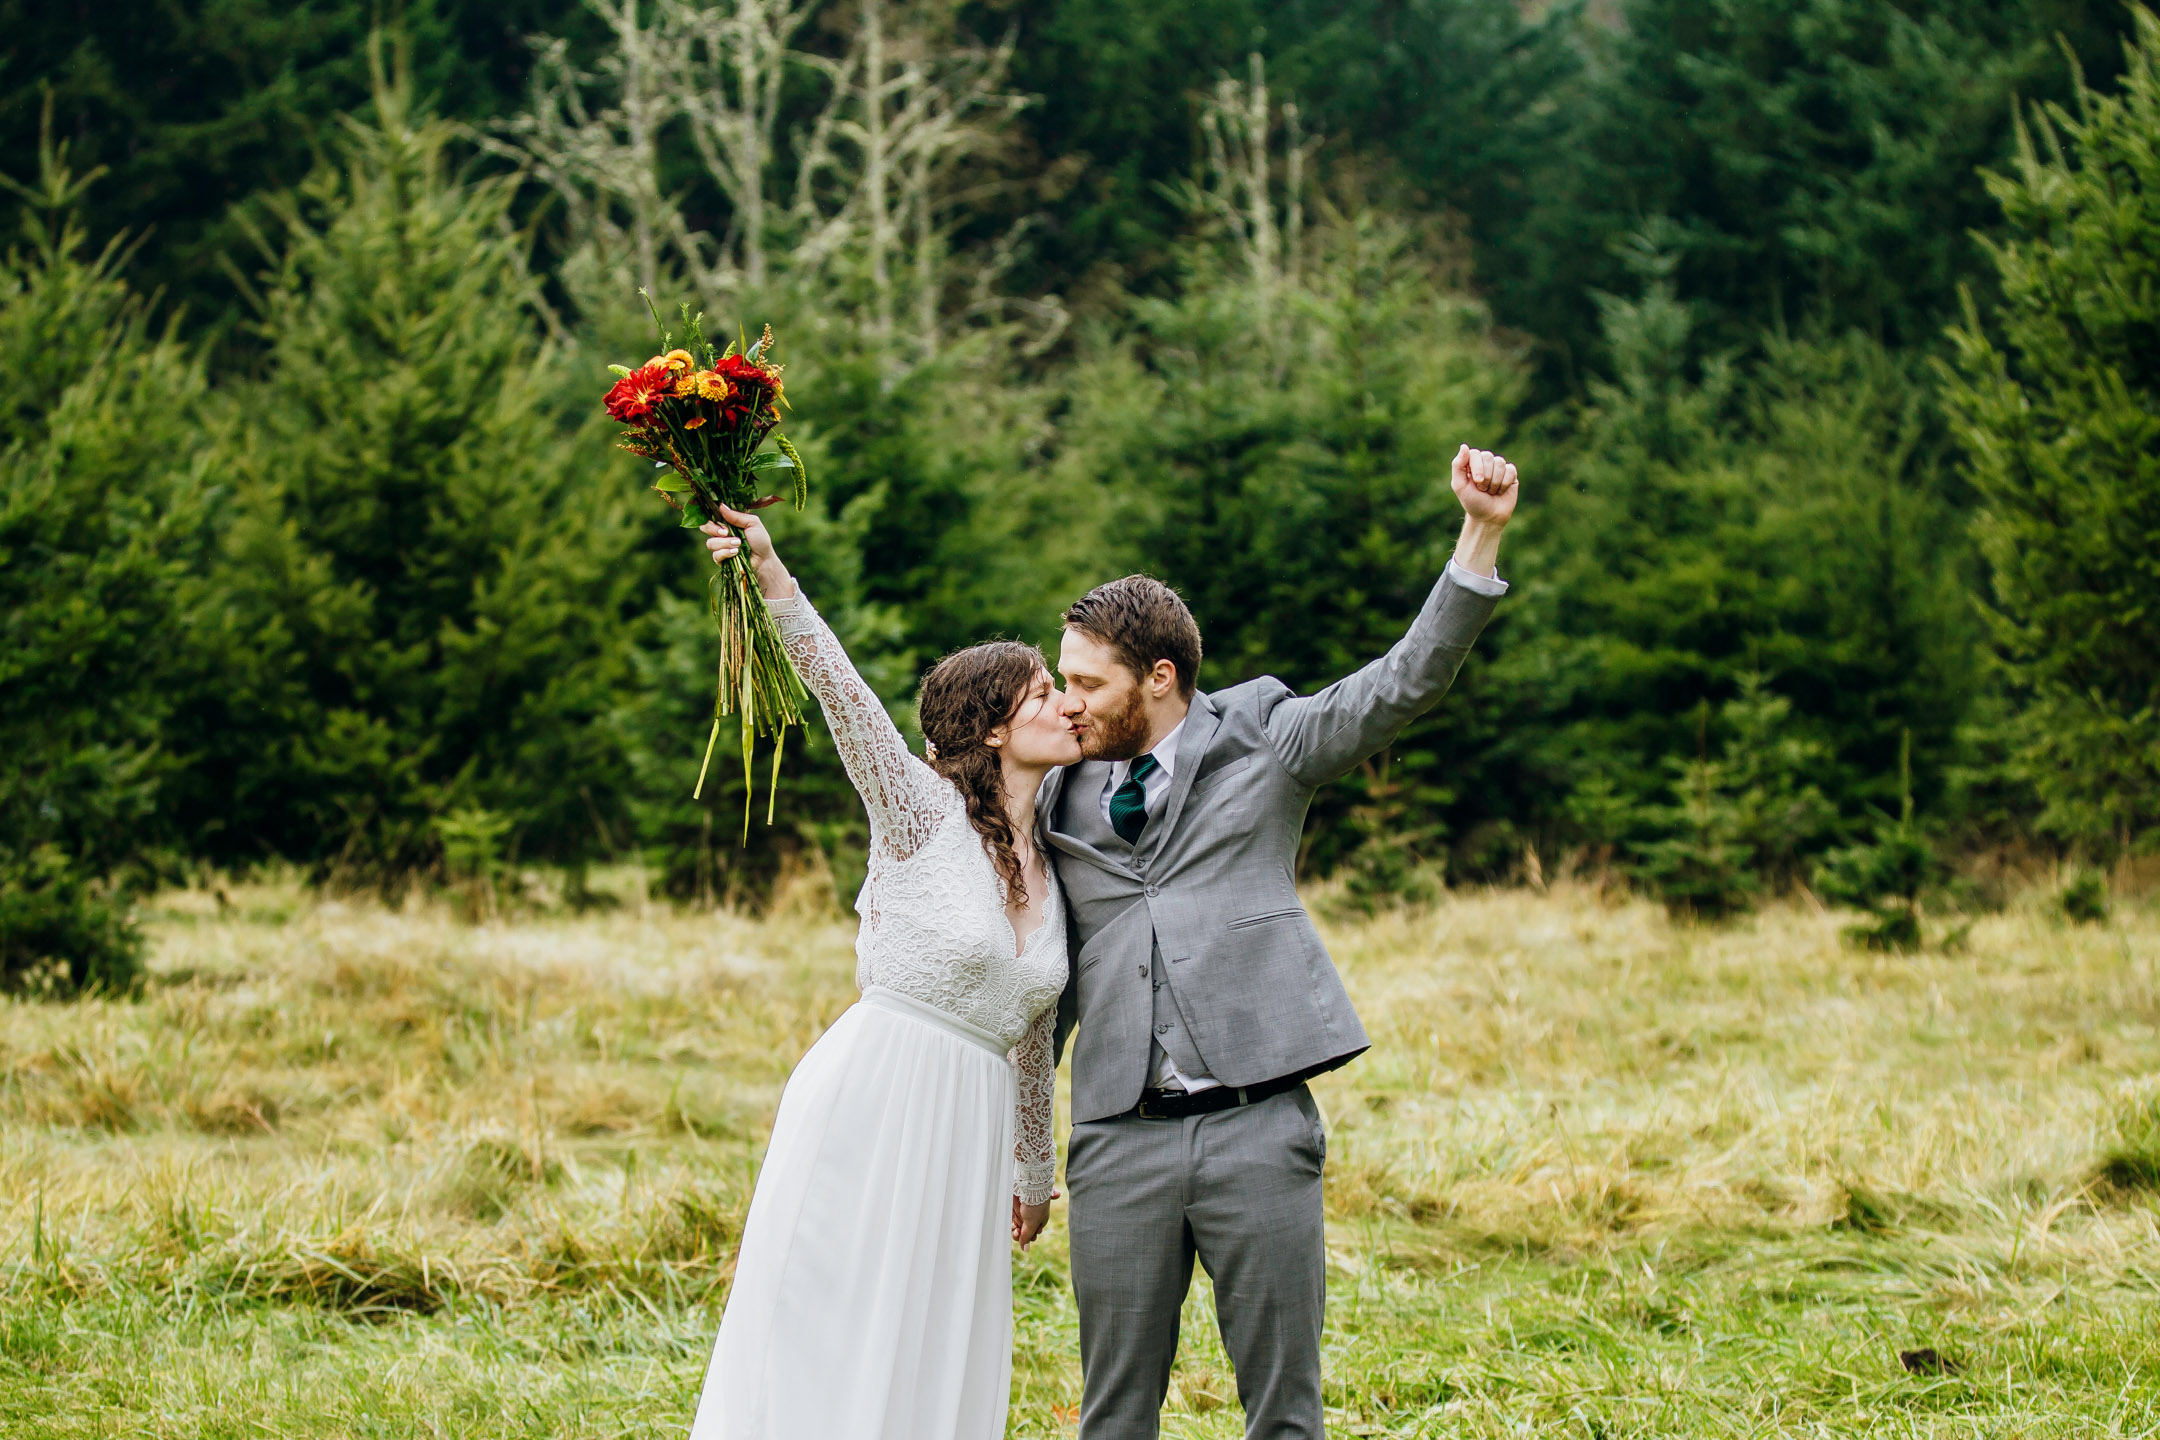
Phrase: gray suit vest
[{"left": 1062, "top": 773, "right": 1211, "bottom": 1085}]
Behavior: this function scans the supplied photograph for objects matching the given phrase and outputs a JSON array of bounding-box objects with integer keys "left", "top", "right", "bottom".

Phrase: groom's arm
[{"left": 1266, "top": 446, "right": 1519, "bottom": 789}]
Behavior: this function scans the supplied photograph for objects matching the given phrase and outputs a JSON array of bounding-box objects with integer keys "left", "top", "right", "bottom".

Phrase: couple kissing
[{"left": 686, "top": 444, "right": 1522, "bottom": 1440}]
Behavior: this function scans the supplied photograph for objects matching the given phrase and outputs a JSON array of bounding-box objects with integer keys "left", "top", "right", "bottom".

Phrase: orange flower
[
  {"left": 645, "top": 348, "right": 695, "bottom": 373},
  {"left": 683, "top": 414, "right": 707, "bottom": 429}
]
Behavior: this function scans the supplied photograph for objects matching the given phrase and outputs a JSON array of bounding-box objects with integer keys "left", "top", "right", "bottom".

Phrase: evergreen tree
[
  {"left": 1942, "top": 7, "right": 2160, "bottom": 859},
  {"left": 185, "top": 52, "right": 644, "bottom": 886},
  {"left": 1630, "top": 677, "right": 1837, "bottom": 919},
  {"left": 1000, "top": 0, "right": 1579, "bottom": 312},
  {"left": 1061, "top": 209, "right": 1522, "bottom": 883},
  {"left": 1475, "top": 236, "right": 1977, "bottom": 869},
  {"left": 0, "top": 116, "right": 213, "bottom": 988},
  {"left": 1815, "top": 730, "right": 1940, "bottom": 950},
  {"left": 1501, "top": 0, "right": 2134, "bottom": 394},
  {"left": 0, "top": 0, "right": 596, "bottom": 335}
]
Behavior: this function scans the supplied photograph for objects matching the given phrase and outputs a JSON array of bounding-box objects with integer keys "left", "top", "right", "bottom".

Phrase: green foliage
[
  {"left": 432, "top": 806, "right": 515, "bottom": 919},
  {"left": 2097, "top": 1088, "right": 2160, "bottom": 1192},
  {"left": 1629, "top": 678, "right": 1837, "bottom": 919},
  {"left": 0, "top": 113, "right": 205, "bottom": 991},
  {"left": 1062, "top": 210, "right": 1519, "bottom": 884},
  {"left": 0, "top": 0, "right": 598, "bottom": 339},
  {"left": 799, "top": 340, "right": 1106, "bottom": 664},
  {"left": 6, "top": 2, "right": 2160, "bottom": 911},
  {"left": 1943, "top": 7, "right": 2160, "bottom": 860},
  {"left": 184, "top": 58, "right": 646, "bottom": 888},
  {"left": 1494, "top": 0, "right": 2133, "bottom": 392},
  {"left": 1003, "top": 0, "right": 1578, "bottom": 312},
  {"left": 1629, "top": 757, "right": 1758, "bottom": 922},
  {"left": 0, "top": 846, "right": 143, "bottom": 994},
  {"left": 2057, "top": 870, "right": 2112, "bottom": 925},
  {"left": 1814, "top": 731, "right": 1940, "bottom": 950},
  {"left": 1477, "top": 233, "right": 1978, "bottom": 869}
]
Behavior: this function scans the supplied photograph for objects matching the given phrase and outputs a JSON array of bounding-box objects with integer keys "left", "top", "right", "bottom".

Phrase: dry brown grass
[
  {"left": 1311, "top": 884, "right": 2160, "bottom": 1269},
  {"left": 0, "top": 870, "right": 859, "bottom": 1315},
  {"left": 2, "top": 871, "right": 2157, "bottom": 1437}
]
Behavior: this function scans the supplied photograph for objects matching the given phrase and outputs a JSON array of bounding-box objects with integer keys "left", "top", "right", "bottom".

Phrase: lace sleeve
[
  {"left": 1010, "top": 1003, "right": 1057, "bottom": 1205},
  {"left": 769, "top": 590, "right": 949, "bottom": 858}
]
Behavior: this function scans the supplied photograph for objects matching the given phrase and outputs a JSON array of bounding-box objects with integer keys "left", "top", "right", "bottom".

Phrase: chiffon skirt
[{"left": 688, "top": 986, "right": 1018, "bottom": 1440}]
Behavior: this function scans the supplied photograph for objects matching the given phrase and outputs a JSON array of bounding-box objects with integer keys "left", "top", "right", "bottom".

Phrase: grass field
[{"left": 2, "top": 871, "right": 2158, "bottom": 1437}]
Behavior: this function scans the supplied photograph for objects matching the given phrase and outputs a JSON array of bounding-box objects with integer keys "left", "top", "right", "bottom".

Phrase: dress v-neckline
[{"left": 1003, "top": 857, "right": 1056, "bottom": 959}]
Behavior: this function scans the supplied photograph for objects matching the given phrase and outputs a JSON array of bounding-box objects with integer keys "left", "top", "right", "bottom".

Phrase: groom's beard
[{"left": 1078, "top": 686, "right": 1152, "bottom": 762}]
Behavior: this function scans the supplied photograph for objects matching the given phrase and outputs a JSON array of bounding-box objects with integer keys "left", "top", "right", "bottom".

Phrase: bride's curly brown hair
[{"left": 917, "top": 641, "right": 1049, "bottom": 905}]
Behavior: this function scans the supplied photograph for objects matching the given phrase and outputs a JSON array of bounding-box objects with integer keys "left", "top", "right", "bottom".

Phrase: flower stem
[{"left": 693, "top": 715, "right": 722, "bottom": 801}]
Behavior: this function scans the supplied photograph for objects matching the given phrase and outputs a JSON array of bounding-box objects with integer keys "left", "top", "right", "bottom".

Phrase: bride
[{"left": 686, "top": 503, "right": 1076, "bottom": 1440}]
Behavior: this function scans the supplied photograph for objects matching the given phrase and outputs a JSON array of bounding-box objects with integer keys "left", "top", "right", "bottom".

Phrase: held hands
[
  {"left": 1012, "top": 1193, "right": 1055, "bottom": 1250},
  {"left": 700, "top": 497, "right": 796, "bottom": 600},
  {"left": 1449, "top": 444, "right": 1520, "bottom": 579}
]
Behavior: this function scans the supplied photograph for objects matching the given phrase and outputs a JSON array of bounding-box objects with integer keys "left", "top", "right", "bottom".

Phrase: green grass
[{"left": 2, "top": 873, "right": 2157, "bottom": 1436}]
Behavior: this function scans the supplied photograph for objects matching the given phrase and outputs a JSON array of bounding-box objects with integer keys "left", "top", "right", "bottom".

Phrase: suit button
[
  {"left": 1145, "top": 884, "right": 1160, "bottom": 898},
  {"left": 1138, "top": 965, "right": 1148, "bottom": 977},
  {"left": 1155, "top": 1023, "right": 1170, "bottom": 1034}
]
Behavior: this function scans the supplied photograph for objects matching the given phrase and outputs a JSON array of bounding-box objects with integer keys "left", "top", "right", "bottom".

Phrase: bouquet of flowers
[{"left": 605, "top": 302, "right": 809, "bottom": 835}]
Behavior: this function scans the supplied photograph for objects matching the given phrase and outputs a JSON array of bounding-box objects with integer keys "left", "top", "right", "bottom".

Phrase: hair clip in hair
[{"left": 924, "top": 739, "right": 939, "bottom": 761}]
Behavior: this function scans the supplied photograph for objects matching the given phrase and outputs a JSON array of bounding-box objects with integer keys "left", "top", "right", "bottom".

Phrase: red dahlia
[
  {"left": 605, "top": 363, "right": 673, "bottom": 422},
  {"left": 714, "top": 353, "right": 780, "bottom": 423}
]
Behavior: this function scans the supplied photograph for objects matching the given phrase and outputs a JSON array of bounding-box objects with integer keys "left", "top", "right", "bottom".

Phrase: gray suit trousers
[{"left": 1065, "top": 1087, "right": 1328, "bottom": 1440}]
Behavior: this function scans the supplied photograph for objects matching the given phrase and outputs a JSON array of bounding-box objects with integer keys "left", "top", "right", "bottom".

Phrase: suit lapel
[
  {"left": 1045, "top": 761, "right": 1138, "bottom": 877},
  {"left": 1135, "top": 693, "right": 1221, "bottom": 864}
]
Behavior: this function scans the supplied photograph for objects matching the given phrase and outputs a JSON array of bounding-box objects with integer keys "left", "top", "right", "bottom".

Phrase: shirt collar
[{"left": 1136, "top": 714, "right": 1186, "bottom": 779}]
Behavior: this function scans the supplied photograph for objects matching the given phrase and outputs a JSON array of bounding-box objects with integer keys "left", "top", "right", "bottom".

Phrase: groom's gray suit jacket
[{"left": 1047, "top": 570, "right": 1501, "bottom": 1125}]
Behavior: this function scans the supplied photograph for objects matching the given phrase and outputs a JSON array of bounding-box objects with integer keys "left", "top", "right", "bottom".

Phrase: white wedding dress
[{"left": 688, "top": 589, "right": 1065, "bottom": 1440}]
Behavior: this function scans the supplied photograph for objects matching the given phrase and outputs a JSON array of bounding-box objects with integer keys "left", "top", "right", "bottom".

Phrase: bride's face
[{"left": 995, "top": 666, "right": 1085, "bottom": 769}]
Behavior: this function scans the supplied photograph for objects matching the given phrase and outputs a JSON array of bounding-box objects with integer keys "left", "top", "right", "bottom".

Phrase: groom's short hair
[{"left": 1064, "top": 576, "right": 1203, "bottom": 700}]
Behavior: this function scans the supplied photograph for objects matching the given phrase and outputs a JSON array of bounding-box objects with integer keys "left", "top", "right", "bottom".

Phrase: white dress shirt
[{"left": 1444, "top": 557, "right": 1509, "bottom": 599}]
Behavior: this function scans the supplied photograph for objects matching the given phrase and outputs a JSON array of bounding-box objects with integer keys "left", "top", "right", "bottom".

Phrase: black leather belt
[{"left": 1131, "top": 1073, "right": 1305, "bottom": 1120}]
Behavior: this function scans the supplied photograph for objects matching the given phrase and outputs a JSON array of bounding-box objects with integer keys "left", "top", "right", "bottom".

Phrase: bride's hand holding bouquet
[{"left": 699, "top": 507, "right": 792, "bottom": 598}]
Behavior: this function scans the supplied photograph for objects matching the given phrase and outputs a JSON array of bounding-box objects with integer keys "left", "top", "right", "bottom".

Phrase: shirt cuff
[
  {"left": 764, "top": 586, "right": 816, "bottom": 635},
  {"left": 1014, "top": 1159, "right": 1057, "bottom": 1207},
  {"left": 1445, "top": 558, "right": 1509, "bottom": 597}
]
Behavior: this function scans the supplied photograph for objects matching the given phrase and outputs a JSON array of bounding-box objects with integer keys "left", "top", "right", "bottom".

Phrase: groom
[{"left": 1044, "top": 444, "right": 1520, "bottom": 1439}]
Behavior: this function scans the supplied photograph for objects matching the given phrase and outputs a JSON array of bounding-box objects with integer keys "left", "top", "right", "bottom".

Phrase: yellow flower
[
  {"left": 646, "top": 348, "right": 695, "bottom": 373},
  {"left": 691, "top": 369, "right": 730, "bottom": 401}
]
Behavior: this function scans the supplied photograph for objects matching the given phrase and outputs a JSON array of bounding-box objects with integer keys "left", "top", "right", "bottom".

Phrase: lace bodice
[{"left": 769, "top": 590, "right": 1065, "bottom": 1205}]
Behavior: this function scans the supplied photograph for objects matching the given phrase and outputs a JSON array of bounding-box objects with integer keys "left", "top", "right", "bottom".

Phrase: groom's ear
[{"left": 1148, "top": 658, "right": 1180, "bottom": 697}]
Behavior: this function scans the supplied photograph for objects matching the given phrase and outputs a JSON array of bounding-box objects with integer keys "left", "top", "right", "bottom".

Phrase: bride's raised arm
[{"left": 702, "top": 509, "right": 949, "bottom": 860}]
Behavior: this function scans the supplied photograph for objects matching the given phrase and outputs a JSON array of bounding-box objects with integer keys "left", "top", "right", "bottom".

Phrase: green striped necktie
[{"left": 1109, "top": 752, "right": 1160, "bottom": 844}]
